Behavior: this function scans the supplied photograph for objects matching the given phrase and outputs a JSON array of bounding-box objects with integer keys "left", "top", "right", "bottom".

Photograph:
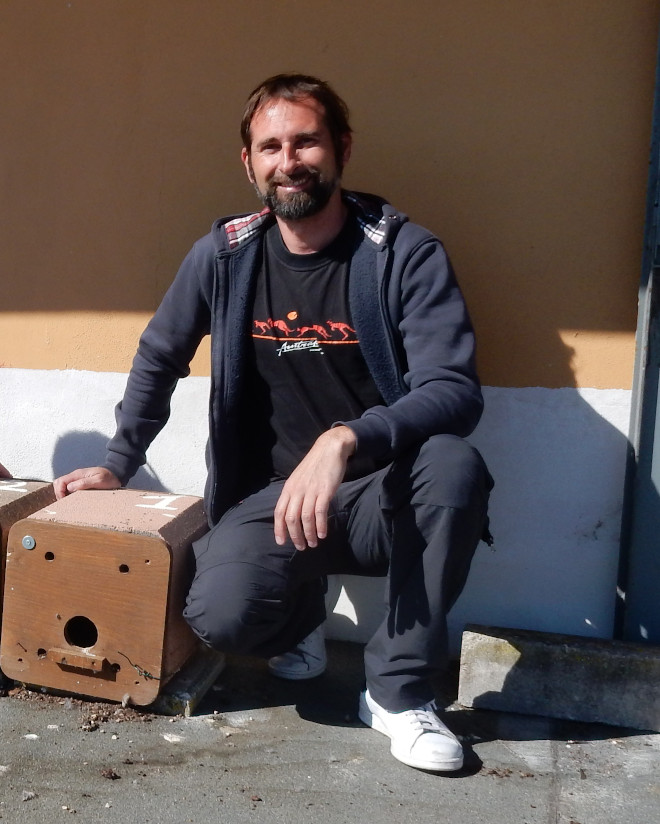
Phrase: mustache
[{"left": 270, "top": 167, "right": 320, "bottom": 186}]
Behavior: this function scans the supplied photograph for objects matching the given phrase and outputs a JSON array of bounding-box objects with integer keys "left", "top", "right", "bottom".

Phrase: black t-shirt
[{"left": 237, "top": 217, "right": 384, "bottom": 492}]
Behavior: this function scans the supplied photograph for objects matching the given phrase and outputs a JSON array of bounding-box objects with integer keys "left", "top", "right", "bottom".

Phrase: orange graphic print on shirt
[{"left": 253, "top": 316, "right": 357, "bottom": 344}]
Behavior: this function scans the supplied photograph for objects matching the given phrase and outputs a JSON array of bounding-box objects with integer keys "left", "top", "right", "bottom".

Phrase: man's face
[{"left": 241, "top": 96, "right": 351, "bottom": 220}]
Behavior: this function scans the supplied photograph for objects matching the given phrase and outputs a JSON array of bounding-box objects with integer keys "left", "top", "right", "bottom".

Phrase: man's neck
[{"left": 275, "top": 191, "right": 347, "bottom": 254}]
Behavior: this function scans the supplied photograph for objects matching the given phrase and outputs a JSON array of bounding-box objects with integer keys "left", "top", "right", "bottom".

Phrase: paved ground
[{"left": 0, "top": 640, "right": 658, "bottom": 823}]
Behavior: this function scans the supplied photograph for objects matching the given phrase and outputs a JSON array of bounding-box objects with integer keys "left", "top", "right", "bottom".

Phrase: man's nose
[{"left": 279, "top": 145, "right": 300, "bottom": 174}]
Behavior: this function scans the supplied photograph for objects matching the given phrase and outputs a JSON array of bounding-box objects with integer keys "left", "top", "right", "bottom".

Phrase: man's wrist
[{"left": 327, "top": 424, "right": 357, "bottom": 457}]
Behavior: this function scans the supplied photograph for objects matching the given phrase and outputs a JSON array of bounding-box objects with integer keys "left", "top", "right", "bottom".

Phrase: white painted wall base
[{"left": 0, "top": 370, "right": 631, "bottom": 653}]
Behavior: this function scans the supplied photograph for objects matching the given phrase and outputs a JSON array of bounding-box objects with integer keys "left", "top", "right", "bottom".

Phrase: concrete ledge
[
  {"left": 151, "top": 646, "right": 225, "bottom": 717},
  {"left": 458, "top": 624, "right": 660, "bottom": 732}
]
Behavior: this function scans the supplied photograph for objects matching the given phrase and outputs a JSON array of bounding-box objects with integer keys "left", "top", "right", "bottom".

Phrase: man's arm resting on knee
[{"left": 274, "top": 425, "right": 356, "bottom": 552}]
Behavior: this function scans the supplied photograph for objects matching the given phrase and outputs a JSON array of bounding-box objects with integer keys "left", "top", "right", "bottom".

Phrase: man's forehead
[{"left": 252, "top": 96, "right": 325, "bottom": 129}]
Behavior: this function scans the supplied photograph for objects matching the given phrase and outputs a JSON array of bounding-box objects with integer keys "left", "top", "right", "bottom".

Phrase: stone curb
[{"left": 458, "top": 624, "right": 660, "bottom": 732}]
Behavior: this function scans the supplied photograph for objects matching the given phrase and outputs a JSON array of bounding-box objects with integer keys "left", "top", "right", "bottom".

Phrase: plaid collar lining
[
  {"left": 223, "top": 194, "right": 389, "bottom": 250},
  {"left": 343, "top": 192, "right": 388, "bottom": 246},
  {"left": 224, "top": 208, "right": 272, "bottom": 249}
]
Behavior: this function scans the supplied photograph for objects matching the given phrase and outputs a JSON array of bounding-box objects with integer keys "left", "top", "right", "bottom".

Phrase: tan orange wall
[{"left": 1, "top": 1, "right": 658, "bottom": 388}]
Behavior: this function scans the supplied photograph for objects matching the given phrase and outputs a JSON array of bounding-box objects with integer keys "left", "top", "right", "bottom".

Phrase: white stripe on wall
[{"left": 0, "top": 370, "right": 631, "bottom": 648}]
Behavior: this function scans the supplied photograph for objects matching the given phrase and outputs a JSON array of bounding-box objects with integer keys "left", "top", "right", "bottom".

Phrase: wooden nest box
[{"left": 0, "top": 488, "right": 208, "bottom": 706}]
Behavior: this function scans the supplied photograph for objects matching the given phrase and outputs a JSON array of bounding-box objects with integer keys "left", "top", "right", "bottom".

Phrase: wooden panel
[{"left": 0, "top": 480, "right": 56, "bottom": 640}]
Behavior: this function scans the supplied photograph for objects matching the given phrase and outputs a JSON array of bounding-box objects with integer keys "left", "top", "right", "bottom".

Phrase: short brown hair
[{"left": 241, "top": 73, "right": 352, "bottom": 166}]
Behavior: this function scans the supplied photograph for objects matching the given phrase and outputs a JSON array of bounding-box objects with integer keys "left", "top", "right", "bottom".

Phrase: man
[{"left": 55, "top": 74, "right": 492, "bottom": 773}]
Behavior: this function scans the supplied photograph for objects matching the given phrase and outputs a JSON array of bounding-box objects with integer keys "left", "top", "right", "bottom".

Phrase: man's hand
[
  {"left": 274, "top": 426, "right": 356, "bottom": 551},
  {"left": 0, "top": 462, "right": 12, "bottom": 479},
  {"left": 53, "top": 467, "right": 121, "bottom": 499}
]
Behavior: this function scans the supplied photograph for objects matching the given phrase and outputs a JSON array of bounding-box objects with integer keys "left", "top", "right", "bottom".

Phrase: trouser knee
[
  {"left": 385, "top": 434, "right": 492, "bottom": 512},
  {"left": 183, "top": 562, "right": 289, "bottom": 655}
]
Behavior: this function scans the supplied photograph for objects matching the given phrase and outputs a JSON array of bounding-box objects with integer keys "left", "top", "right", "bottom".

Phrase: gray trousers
[{"left": 184, "top": 434, "right": 492, "bottom": 711}]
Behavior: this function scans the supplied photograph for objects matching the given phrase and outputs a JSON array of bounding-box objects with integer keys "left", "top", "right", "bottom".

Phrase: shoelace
[{"left": 402, "top": 703, "right": 452, "bottom": 736}]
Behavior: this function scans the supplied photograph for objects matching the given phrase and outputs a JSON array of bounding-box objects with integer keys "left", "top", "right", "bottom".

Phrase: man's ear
[
  {"left": 341, "top": 132, "right": 352, "bottom": 167},
  {"left": 241, "top": 147, "right": 254, "bottom": 183}
]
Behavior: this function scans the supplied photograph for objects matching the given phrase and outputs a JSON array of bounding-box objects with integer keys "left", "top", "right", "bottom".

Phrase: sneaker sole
[
  {"left": 267, "top": 661, "right": 327, "bottom": 680},
  {"left": 358, "top": 694, "right": 464, "bottom": 772}
]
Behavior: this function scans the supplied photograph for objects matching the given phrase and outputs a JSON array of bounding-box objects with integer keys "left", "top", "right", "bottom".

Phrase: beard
[{"left": 250, "top": 162, "right": 340, "bottom": 220}]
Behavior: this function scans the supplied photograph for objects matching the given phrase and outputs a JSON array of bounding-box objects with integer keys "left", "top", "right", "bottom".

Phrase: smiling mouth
[{"left": 273, "top": 171, "right": 316, "bottom": 191}]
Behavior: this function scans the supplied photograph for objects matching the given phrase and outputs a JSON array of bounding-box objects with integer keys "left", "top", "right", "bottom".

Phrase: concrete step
[{"left": 458, "top": 624, "right": 660, "bottom": 732}]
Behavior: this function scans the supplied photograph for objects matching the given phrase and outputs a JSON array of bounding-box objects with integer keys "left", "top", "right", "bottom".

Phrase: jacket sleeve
[
  {"left": 342, "top": 229, "right": 483, "bottom": 462},
  {"left": 103, "top": 237, "right": 214, "bottom": 484}
]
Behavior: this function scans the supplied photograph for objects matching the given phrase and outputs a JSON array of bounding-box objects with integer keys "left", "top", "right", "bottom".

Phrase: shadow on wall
[
  {"left": 325, "top": 575, "right": 387, "bottom": 644},
  {"left": 328, "top": 334, "right": 634, "bottom": 649},
  {"left": 51, "top": 430, "right": 168, "bottom": 494},
  {"left": 454, "top": 332, "right": 632, "bottom": 647}
]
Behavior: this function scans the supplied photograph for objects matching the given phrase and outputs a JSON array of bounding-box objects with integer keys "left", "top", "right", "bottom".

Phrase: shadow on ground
[{"left": 194, "top": 639, "right": 643, "bottom": 778}]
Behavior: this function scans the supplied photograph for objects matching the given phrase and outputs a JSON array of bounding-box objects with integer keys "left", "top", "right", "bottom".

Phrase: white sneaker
[
  {"left": 268, "top": 625, "right": 327, "bottom": 680},
  {"left": 358, "top": 688, "right": 464, "bottom": 772}
]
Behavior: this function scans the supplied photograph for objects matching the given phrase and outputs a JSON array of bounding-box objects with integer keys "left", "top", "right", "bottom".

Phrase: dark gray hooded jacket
[{"left": 104, "top": 191, "right": 484, "bottom": 525}]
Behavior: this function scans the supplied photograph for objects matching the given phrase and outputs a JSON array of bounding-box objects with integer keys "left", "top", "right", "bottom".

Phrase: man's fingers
[
  {"left": 273, "top": 492, "right": 293, "bottom": 546},
  {"left": 314, "top": 503, "right": 328, "bottom": 541},
  {"left": 288, "top": 508, "right": 309, "bottom": 550},
  {"left": 274, "top": 488, "right": 331, "bottom": 551},
  {"left": 281, "top": 491, "right": 309, "bottom": 551},
  {"left": 52, "top": 477, "right": 68, "bottom": 499},
  {"left": 299, "top": 503, "right": 319, "bottom": 549},
  {"left": 53, "top": 467, "right": 121, "bottom": 499},
  {"left": 302, "top": 498, "right": 330, "bottom": 547},
  {"left": 274, "top": 490, "right": 320, "bottom": 550}
]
